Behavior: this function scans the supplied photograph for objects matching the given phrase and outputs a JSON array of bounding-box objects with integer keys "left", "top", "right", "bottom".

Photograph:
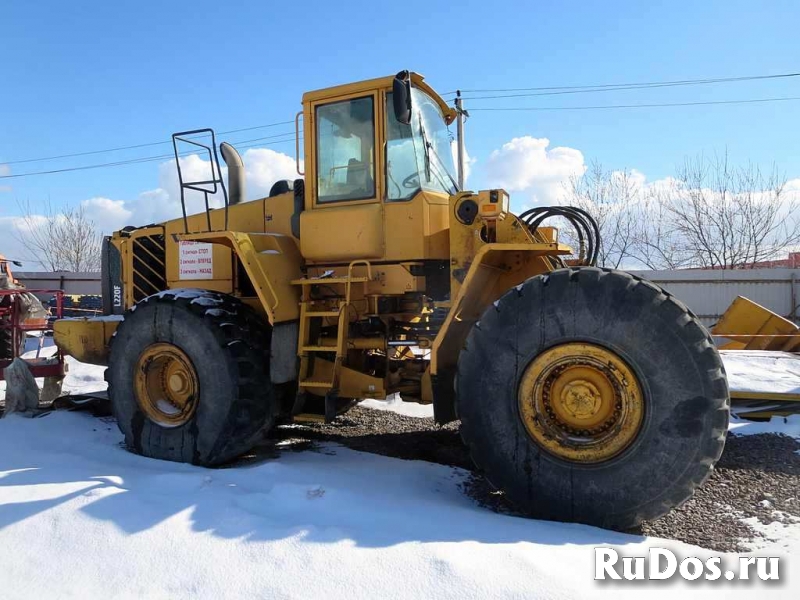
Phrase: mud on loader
[{"left": 53, "top": 71, "right": 797, "bottom": 530}]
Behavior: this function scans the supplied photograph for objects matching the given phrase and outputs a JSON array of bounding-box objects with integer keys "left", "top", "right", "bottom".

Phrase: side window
[
  {"left": 316, "top": 96, "right": 376, "bottom": 203},
  {"left": 385, "top": 92, "right": 419, "bottom": 202}
]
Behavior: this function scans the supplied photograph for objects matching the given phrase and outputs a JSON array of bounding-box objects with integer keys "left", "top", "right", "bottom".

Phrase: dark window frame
[{"left": 314, "top": 95, "right": 377, "bottom": 205}]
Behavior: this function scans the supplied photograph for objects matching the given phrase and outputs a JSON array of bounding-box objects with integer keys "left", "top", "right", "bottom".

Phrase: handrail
[
  {"left": 171, "top": 129, "right": 230, "bottom": 233},
  {"left": 295, "top": 111, "right": 304, "bottom": 176}
]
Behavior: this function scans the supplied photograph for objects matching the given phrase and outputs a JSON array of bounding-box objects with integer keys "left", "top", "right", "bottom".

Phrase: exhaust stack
[{"left": 220, "top": 142, "right": 246, "bottom": 206}]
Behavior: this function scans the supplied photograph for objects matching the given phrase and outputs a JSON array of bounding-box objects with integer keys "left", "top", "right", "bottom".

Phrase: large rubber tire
[
  {"left": 0, "top": 323, "right": 14, "bottom": 360},
  {"left": 0, "top": 318, "right": 23, "bottom": 360},
  {"left": 107, "top": 289, "right": 276, "bottom": 466},
  {"left": 457, "top": 267, "right": 729, "bottom": 529}
]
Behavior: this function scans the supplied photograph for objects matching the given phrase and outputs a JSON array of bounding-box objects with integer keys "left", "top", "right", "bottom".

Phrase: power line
[
  {"left": 467, "top": 96, "right": 800, "bottom": 112},
  {"left": 2, "top": 120, "right": 295, "bottom": 166},
  {"left": 461, "top": 74, "right": 800, "bottom": 100},
  {"left": 5, "top": 71, "right": 796, "bottom": 168},
  {"left": 4, "top": 95, "right": 796, "bottom": 177},
  {"left": 4, "top": 70, "right": 799, "bottom": 178},
  {"left": 442, "top": 71, "right": 800, "bottom": 96},
  {"left": 0, "top": 135, "right": 300, "bottom": 179}
]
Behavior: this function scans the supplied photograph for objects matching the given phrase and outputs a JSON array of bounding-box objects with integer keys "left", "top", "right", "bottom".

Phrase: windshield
[{"left": 385, "top": 88, "right": 458, "bottom": 201}]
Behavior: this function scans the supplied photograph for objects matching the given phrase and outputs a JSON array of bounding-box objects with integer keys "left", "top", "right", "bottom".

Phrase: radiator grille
[{"left": 132, "top": 234, "right": 166, "bottom": 302}]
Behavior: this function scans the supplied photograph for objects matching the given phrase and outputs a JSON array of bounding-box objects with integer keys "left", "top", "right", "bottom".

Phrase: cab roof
[{"left": 302, "top": 72, "right": 456, "bottom": 124}]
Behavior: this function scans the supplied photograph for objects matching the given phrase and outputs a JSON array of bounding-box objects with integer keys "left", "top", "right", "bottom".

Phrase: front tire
[
  {"left": 457, "top": 268, "right": 729, "bottom": 529},
  {"left": 107, "top": 289, "right": 276, "bottom": 466}
]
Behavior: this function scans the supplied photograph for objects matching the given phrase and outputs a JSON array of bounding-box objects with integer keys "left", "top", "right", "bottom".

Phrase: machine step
[
  {"left": 299, "top": 379, "right": 334, "bottom": 388},
  {"left": 291, "top": 276, "right": 370, "bottom": 285},
  {"left": 304, "top": 311, "right": 340, "bottom": 317},
  {"left": 300, "top": 345, "right": 336, "bottom": 353},
  {"left": 293, "top": 413, "right": 326, "bottom": 424}
]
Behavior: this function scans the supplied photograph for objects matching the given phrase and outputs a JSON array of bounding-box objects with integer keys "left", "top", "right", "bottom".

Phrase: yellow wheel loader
[{"left": 52, "top": 71, "right": 795, "bottom": 529}]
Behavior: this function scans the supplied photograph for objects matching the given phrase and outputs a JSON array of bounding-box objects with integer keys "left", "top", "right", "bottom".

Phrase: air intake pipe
[{"left": 219, "top": 142, "right": 246, "bottom": 206}]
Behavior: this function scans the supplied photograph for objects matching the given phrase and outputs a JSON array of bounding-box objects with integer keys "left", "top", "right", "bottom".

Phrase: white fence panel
[{"left": 630, "top": 269, "right": 800, "bottom": 328}]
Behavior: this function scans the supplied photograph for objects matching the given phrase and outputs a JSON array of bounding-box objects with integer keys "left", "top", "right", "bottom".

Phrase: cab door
[{"left": 300, "top": 91, "right": 385, "bottom": 263}]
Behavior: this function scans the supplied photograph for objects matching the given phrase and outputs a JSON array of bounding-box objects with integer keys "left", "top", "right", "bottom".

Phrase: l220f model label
[{"left": 178, "top": 241, "right": 214, "bottom": 279}]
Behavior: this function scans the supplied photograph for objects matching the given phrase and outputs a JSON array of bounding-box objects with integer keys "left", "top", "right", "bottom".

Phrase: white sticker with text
[{"left": 178, "top": 241, "right": 213, "bottom": 280}]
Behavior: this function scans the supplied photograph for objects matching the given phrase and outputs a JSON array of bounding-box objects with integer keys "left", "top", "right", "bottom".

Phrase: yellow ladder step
[
  {"left": 291, "top": 276, "right": 370, "bottom": 285},
  {"left": 304, "top": 311, "right": 340, "bottom": 317},
  {"left": 293, "top": 413, "right": 326, "bottom": 424},
  {"left": 299, "top": 380, "right": 333, "bottom": 388},
  {"left": 300, "top": 345, "right": 336, "bottom": 353}
]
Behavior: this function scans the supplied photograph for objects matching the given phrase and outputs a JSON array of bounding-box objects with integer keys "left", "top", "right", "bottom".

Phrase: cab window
[
  {"left": 315, "top": 96, "right": 376, "bottom": 203},
  {"left": 385, "top": 92, "right": 418, "bottom": 202}
]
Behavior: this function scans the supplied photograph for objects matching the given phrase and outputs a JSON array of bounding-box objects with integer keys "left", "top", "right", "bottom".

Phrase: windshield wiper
[
  {"left": 427, "top": 140, "right": 458, "bottom": 192},
  {"left": 419, "top": 121, "right": 432, "bottom": 183},
  {"left": 419, "top": 123, "right": 456, "bottom": 192}
]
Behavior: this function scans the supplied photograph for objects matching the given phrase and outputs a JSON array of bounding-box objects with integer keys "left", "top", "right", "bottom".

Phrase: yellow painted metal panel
[
  {"left": 712, "top": 296, "right": 800, "bottom": 351},
  {"left": 301, "top": 202, "right": 384, "bottom": 261},
  {"left": 54, "top": 318, "right": 119, "bottom": 366},
  {"left": 432, "top": 243, "right": 571, "bottom": 375},
  {"left": 177, "top": 231, "right": 302, "bottom": 323}
]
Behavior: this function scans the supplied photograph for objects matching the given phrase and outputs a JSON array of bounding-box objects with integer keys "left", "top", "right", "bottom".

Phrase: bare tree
[
  {"left": 561, "top": 161, "right": 639, "bottom": 268},
  {"left": 649, "top": 153, "right": 798, "bottom": 269},
  {"left": 630, "top": 184, "right": 692, "bottom": 270},
  {"left": 15, "top": 200, "right": 102, "bottom": 272}
]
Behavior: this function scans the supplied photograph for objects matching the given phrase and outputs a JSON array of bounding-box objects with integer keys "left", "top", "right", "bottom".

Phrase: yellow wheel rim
[
  {"left": 518, "top": 343, "right": 644, "bottom": 463},
  {"left": 134, "top": 343, "right": 199, "bottom": 428}
]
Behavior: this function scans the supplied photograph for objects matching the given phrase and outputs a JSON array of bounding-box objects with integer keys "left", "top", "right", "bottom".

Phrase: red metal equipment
[{"left": 0, "top": 289, "right": 66, "bottom": 381}]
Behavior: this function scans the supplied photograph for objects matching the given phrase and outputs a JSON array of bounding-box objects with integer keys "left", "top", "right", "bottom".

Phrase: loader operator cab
[
  {"left": 298, "top": 71, "right": 459, "bottom": 263},
  {"left": 312, "top": 74, "right": 457, "bottom": 204}
]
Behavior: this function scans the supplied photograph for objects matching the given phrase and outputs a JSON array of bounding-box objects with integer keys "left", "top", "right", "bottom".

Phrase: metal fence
[
  {"left": 15, "top": 271, "right": 101, "bottom": 299},
  {"left": 630, "top": 268, "right": 800, "bottom": 328}
]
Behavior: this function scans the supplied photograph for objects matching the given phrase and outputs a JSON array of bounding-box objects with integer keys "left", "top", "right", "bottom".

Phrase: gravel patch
[
  {"left": 640, "top": 432, "right": 800, "bottom": 552},
  {"left": 265, "top": 406, "right": 800, "bottom": 552}
]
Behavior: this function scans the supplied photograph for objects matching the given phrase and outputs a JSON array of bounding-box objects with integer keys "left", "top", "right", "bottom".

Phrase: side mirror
[{"left": 393, "top": 70, "right": 412, "bottom": 125}]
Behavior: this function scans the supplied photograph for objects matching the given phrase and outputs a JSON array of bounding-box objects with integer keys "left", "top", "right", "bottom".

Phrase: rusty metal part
[
  {"left": 517, "top": 342, "right": 644, "bottom": 463},
  {"left": 134, "top": 343, "right": 199, "bottom": 427}
]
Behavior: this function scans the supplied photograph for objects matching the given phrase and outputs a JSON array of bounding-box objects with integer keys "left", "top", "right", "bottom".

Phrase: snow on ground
[
  {"left": 359, "top": 393, "right": 434, "bottom": 418},
  {"left": 741, "top": 515, "right": 800, "bottom": 555},
  {"left": 729, "top": 415, "right": 800, "bottom": 439},
  {"left": 1, "top": 351, "right": 799, "bottom": 597},
  {"left": 722, "top": 350, "right": 800, "bottom": 396},
  {"left": 0, "top": 340, "right": 107, "bottom": 399},
  {"left": 0, "top": 412, "right": 796, "bottom": 600}
]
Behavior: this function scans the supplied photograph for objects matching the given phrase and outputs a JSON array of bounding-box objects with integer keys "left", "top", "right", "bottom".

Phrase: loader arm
[{"left": 430, "top": 242, "right": 570, "bottom": 423}]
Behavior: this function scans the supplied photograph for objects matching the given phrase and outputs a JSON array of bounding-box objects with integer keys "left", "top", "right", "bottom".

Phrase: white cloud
[
  {"left": 484, "top": 137, "right": 586, "bottom": 209},
  {"left": 450, "top": 141, "right": 476, "bottom": 186},
  {"left": 0, "top": 147, "right": 302, "bottom": 266},
  {"left": 72, "top": 147, "right": 301, "bottom": 235},
  {"left": 0, "top": 215, "right": 44, "bottom": 267},
  {"left": 243, "top": 148, "right": 300, "bottom": 198},
  {"left": 80, "top": 197, "right": 133, "bottom": 233},
  {"left": 0, "top": 163, "right": 11, "bottom": 193}
]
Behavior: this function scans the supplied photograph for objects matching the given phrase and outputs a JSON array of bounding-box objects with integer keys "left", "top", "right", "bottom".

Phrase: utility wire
[
  {"left": 4, "top": 71, "right": 799, "bottom": 178},
  {"left": 5, "top": 95, "right": 797, "bottom": 177},
  {"left": 6, "top": 71, "right": 797, "bottom": 167},
  {"left": 0, "top": 134, "right": 300, "bottom": 179},
  {"left": 441, "top": 71, "right": 800, "bottom": 96},
  {"left": 468, "top": 96, "right": 800, "bottom": 111},
  {"left": 2, "top": 120, "right": 295, "bottom": 165},
  {"left": 461, "top": 74, "right": 800, "bottom": 100}
]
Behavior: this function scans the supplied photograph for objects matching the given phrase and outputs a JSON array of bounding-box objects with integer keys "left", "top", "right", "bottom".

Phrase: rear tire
[
  {"left": 457, "top": 267, "right": 729, "bottom": 529},
  {"left": 0, "top": 318, "right": 23, "bottom": 360},
  {"left": 107, "top": 289, "right": 276, "bottom": 466}
]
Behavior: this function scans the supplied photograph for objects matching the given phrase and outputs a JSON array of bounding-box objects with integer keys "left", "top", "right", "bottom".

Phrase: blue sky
[{"left": 1, "top": 0, "right": 799, "bottom": 233}]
